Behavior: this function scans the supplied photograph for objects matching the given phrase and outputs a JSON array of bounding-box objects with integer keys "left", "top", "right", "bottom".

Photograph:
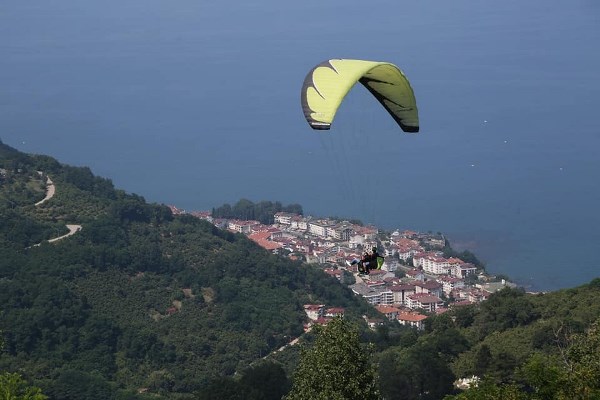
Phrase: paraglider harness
[{"left": 356, "top": 252, "right": 384, "bottom": 275}]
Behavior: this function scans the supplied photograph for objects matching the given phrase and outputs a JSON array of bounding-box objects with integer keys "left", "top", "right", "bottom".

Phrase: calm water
[{"left": 2, "top": 0, "right": 599, "bottom": 290}]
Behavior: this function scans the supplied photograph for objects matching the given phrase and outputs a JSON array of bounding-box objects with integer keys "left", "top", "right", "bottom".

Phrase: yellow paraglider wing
[{"left": 300, "top": 59, "right": 419, "bottom": 132}]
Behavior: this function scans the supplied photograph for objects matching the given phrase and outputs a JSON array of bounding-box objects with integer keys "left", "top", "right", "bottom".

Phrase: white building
[
  {"left": 397, "top": 312, "right": 428, "bottom": 330},
  {"left": 328, "top": 223, "right": 353, "bottom": 241},
  {"left": 351, "top": 283, "right": 394, "bottom": 306},
  {"left": 390, "top": 284, "right": 416, "bottom": 306},
  {"left": 376, "top": 305, "right": 400, "bottom": 321},
  {"left": 384, "top": 245, "right": 398, "bottom": 257},
  {"left": 414, "top": 281, "right": 444, "bottom": 298},
  {"left": 406, "top": 293, "right": 444, "bottom": 312},
  {"left": 228, "top": 219, "right": 260, "bottom": 234},
  {"left": 348, "top": 234, "right": 366, "bottom": 249},
  {"left": 439, "top": 276, "right": 465, "bottom": 295},
  {"left": 324, "top": 307, "right": 345, "bottom": 318},
  {"left": 451, "top": 263, "right": 478, "bottom": 278},
  {"left": 309, "top": 220, "right": 334, "bottom": 238},
  {"left": 274, "top": 212, "right": 297, "bottom": 225},
  {"left": 304, "top": 304, "right": 324, "bottom": 320},
  {"left": 295, "top": 217, "right": 311, "bottom": 231},
  {"left": 413, "top": 253, "right": 464, "bottom": 276}
]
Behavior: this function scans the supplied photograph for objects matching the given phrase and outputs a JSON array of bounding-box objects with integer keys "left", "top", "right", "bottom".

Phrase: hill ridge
[{"left": 0, "top": 142, "right": 377, "bottom": 398}]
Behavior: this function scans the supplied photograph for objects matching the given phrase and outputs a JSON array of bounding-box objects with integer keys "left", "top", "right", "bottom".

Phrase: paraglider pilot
[
  {"left": 364, "top": 247, "right": 380, "bottom": 275},
  {"left": 349, "top": 247, "right": 379, "bottom": 275}
]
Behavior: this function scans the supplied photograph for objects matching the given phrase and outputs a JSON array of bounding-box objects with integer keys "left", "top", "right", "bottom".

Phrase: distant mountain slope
[{"left": 0, "top": 141, "right": 376, "bottom": 399}]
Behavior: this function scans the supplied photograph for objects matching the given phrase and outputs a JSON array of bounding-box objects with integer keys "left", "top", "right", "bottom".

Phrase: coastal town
[{"left": 169, "top": 206, "right": 517, "bottom": 331}]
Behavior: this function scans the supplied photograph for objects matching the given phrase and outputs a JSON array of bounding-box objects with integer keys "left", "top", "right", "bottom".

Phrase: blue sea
[{"left": 2, "top": 0, "right": 599, "bottom": 291}]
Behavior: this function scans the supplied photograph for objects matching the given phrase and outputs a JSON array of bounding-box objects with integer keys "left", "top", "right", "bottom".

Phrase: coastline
[{"left": 172, "top": 204, "right": 529, "bottom": 306}]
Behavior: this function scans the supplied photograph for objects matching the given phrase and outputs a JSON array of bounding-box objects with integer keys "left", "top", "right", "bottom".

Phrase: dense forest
[
  {"left": 1, "top": 140, "right": 600, "bottom": 399},
  {"left": 0, "top": 141, "right": 378, "bottom": 399}
]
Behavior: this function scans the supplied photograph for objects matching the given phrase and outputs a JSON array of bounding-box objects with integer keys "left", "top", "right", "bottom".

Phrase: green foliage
[
  {"left": 447, "top": 319, "right": 600, "bottom": 399},
  {"left": 340, "top": 269, "right": 356, "bottom": 285},
  {"left": 378, "top": 341, "right": 455, "bottom": 400},
  {"left": 212, "top": 199, "right": 303, "bottom": 224},
  {"left": 238, "top": 362, "right": 291, "bottom": 400},
  {"left": 0, "top": 147, "right": 378, "bottom": 398},
  {"left": 196, "top": 361, "right": 290, "bottom": 400},
  {"left": 453, "top": 304, "right": 477, "bottom": 328},
  {"left": 0, "top": 208, "right": 63, "bottom": 248},
  {"left": 472, "top": 288, "right": 540, "bottom": 340},
  {"left": 377, "top": 316, "right": 467, "bottom": 399},
  {"left": 61, "top": 165, "right": 115, "bottom": 199},
  {"left": 444, "top": 378, "right": 527, "bottom": 400},
  {"left": 518, "top": 353, "right": 565, "bottom": 399},
  {"left": 194, "top": 377, "right": 244, "bottom": 400},
  {"left": 0, "top": 140, "right": 20, "bottom": 157},
  {"left": 0, "top": 372, "right": 47, "bottom": 400},
  {"left": 285, "top": 318, "right": 379, "bottom": 400},
  {"left": 555, "top": 319, "right": 600, "bottom": 399},
  {"left": 3, "top": 143, "right": 600, "bottom": 399},
  {"left": 44, "top": 370, "right": 113, "bottom": 399}
]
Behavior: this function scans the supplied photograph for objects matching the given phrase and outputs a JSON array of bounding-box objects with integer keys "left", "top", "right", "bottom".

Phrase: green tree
[
  {"left": 379, "top": 342, "right": 455, "bottom": 400},
  {"left": 560, "top": 319, "right": 600, "bottom": 399},
  {"left": 233, "top": 199, "right": 255, "bottom": 221},
  {"left": 443, "top": 378, "right": 528, "bottom": 400},
  {"left": 195, "top": 377, "right": 243, "bottom": 400},
  {"left": 0, "top": 328, "right": 47, "bottom": 400},
  {"left": 238, "top": 361, "right": 291, "bottom": 400},
  {"left": 285, "top": 318, "right": 379, "bottom": 400},
  {"left": 0, "top": 372, "right": 47, "bottom": 400},
  {"left": 472, "top": 288, "right": 539, "bottom": 340},
  {"left": 519, "top": 353, "right": 564, "bottom": 400},
  {"left": 473, "top": 345, "right": 492, "bottom": 376},
  {"left": 340, "top": 269, "right": 356, "bottom": 285},
  {"left": 212, "top": 199, "right": 303, "bottom": 224},
  {"left": 449, "top": 319, "right": 600, "bottom": 400},
  {"left": 452, "top": 304, "right": 477, "bottom": 328},
  {"left": 44, "top": 370, "right": 114, "bottom": 400}
]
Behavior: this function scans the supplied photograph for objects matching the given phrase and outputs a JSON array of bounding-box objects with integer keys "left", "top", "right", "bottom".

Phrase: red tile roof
[
  {"left": 451, "top": 300, "right": 475, "bottom": 307},
  {"left": 409, "top": 293, "right": 443, "bottom": 304},
  {"left": 415, "top": 281, "right": 443, "bottom": 290},
  {"left": 248, "top": 232, "right": 284, "bottom": 250},
  {"left": 390, "top": 284, "right": 416, "bottom": 292},
  {"left": 397, "top": 312, "right": 427, "bottom": 322},
  {"left": 376, "top": 305, "right": 400, "bottom": 314}
]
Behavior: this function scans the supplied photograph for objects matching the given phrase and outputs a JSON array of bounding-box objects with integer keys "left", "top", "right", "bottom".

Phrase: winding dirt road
[
  {"left": 34, "top": 175, "right": 55, "bottom": 206},
  {"left": 30, "top": 174, "right": 82, "bottom": 246},
  {"left": 47, "top": 224, "right": 82, "bottom": 243}
]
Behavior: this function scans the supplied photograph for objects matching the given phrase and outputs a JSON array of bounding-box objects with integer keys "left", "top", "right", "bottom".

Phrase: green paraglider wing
[
  {"left": 377, "top": 256, "right": 385, "bottom": 270},
  {"left": 301, "top": 59, "right": 419, "bottom": 132}
]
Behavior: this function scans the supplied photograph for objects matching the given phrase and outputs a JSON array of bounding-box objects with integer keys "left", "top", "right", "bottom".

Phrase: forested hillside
[
  {"left": 0, "top": 141, "right": 377, "bottom": 399},
  {"left": 1, "top": 140, "right": 599, "bottom": 400}
]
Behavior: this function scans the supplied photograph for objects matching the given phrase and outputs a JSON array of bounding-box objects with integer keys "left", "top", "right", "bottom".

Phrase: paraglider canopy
[{"left": 301, "top": 59, "right": 419, "bottom": 132}]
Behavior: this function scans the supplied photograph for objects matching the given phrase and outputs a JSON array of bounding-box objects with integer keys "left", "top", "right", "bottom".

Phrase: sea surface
[{"left": 2, "top": 0, "right": 599, "bottom": 291}]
